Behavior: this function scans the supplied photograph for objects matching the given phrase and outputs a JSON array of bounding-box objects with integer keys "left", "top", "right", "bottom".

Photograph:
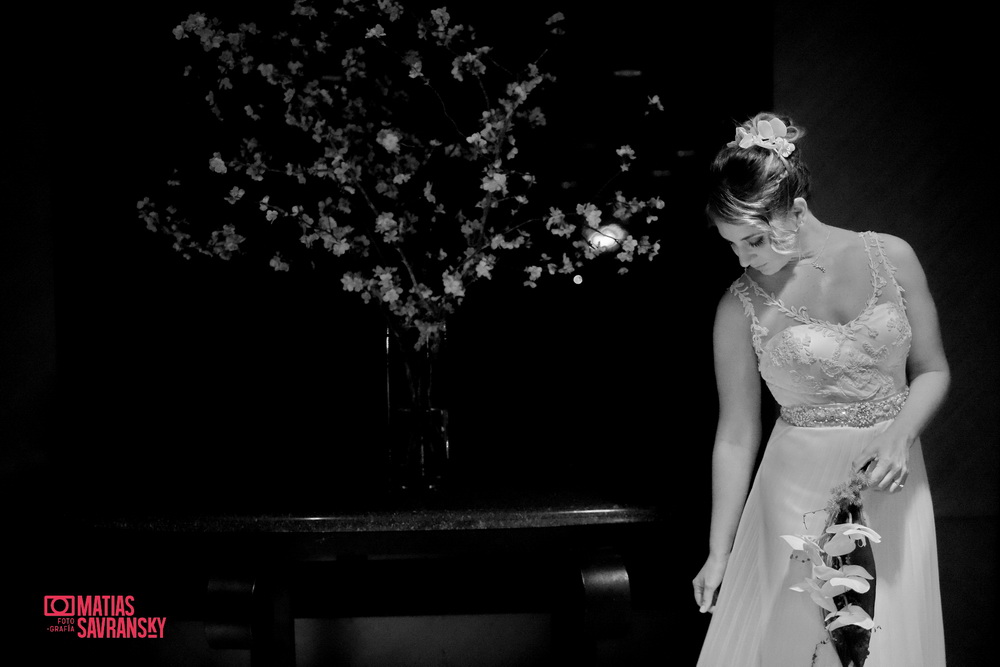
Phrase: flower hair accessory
[{"left": 728, "top": 117, "right": 796, "bottom": 158}]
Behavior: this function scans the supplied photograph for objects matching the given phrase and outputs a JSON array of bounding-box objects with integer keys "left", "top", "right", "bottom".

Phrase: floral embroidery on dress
[
  {"left": 787, "top": 368, "right": 824, "bottom": 393},
  {"left": 861, "top": 342, "right": 889, "bottom": 362},
  {"left": 823, "top": 348, "right": 895, "bottom": 398},
  {"left": 768, "top": 329, "right": 816, "bottom": 369},
  {"left": 884, "top": 302, "right": 912, "bottom": 348}
]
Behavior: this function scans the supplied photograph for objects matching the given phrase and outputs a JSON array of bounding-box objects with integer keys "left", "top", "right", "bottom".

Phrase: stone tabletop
[{"left": 84, "top": 486, "right": 662, "bottom": 534}]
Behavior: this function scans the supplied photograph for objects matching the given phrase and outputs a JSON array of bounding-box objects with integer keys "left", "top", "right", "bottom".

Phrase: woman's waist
[{"left": 779, "top": 388, "right": 909, "bottom": 428}]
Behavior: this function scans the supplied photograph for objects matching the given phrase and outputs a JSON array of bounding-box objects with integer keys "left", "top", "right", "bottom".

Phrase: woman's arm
[
  {"left": 852, "top": 234, "right": 950, "bottom": 489},
  {"left": 692, "top": 290, "right": 763, "bottom": 612}
]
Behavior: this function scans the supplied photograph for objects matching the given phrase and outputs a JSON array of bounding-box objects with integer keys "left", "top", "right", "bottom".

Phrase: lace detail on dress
[
  {"left": 727, "top": 231, "right": 912, "bottom": 407},
  {"left": 868, "top": 231, "right": 907, "bottom": 308},
  {"left": 728, "top": 279, "right": 768, "bottom": 357}
]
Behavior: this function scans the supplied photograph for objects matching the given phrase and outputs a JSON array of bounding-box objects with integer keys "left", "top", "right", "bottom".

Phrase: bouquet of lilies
[{"left": 781, "top": 470, "right": 880, "bottom": 667}]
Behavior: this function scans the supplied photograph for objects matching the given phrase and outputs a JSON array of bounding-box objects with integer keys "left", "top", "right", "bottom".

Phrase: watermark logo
[
  {"left": 42, "top": 595, "right": 166, "bottom": 639},
  {"left": 43, "top": 596, "right": 76, "bottom": 617}
]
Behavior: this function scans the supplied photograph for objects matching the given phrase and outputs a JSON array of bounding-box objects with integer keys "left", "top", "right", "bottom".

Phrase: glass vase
[{"left": 385, "top": 324, "right": 450, "bottom": 492}]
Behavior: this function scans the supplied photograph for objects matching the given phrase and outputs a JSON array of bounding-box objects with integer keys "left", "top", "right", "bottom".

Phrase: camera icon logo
[{"left": 43, "top": 596, "right": 76, "bottom": 616}]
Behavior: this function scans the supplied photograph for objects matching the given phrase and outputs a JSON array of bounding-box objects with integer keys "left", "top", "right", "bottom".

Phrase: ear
[{"left": 790, "top": 197, "right": 809, "bottom": 224}]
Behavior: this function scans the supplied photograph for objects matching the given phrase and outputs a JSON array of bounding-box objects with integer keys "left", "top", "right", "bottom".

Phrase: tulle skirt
[{"left": 697, "top": 419, "right": 945, "bottom": 666}]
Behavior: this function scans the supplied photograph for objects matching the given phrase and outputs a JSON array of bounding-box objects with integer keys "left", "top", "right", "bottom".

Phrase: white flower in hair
[{"left": 728, "top": 117, "right": 796, "bottom": 158}]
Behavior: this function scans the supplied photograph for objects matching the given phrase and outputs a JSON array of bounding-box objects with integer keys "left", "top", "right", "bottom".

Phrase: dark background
[
  {"left": 6, "top": 0, "right": 758, "bottom": 509},
  {"left": 3, "top": 1, "right": 994, "bottom": 664}
]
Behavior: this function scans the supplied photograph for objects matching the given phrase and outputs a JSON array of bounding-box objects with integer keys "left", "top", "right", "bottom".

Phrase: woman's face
[{"left": 714, "top": 220, "right": 793, "bottom": 276}]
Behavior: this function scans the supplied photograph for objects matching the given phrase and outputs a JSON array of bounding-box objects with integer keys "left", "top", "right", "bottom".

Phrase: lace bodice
[{"left": 729, "top": 231, "right": 911, "bottom": 408}]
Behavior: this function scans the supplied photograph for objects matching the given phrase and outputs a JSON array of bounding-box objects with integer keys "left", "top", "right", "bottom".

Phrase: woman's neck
[{"left": 795, "top": 214, "right": 829, "bottom": 261}]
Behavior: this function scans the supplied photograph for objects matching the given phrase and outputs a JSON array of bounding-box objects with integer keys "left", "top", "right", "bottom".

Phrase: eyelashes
[{"left": 726, "top": 236, "right": 768, "bottom": 249}]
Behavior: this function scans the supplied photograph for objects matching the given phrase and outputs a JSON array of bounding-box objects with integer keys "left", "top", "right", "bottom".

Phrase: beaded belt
[{"left": 780, "top": 389, "right": 909, "bottom": 428}]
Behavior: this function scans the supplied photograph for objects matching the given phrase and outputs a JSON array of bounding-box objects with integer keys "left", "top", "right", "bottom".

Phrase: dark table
[{"left": 21, "top": 485, "right": 668, "bottom": 666}]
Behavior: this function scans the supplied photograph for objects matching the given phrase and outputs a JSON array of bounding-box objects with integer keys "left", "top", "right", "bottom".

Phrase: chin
[{"left": 754, "top": 261, "right": 793, "bottom": 276}]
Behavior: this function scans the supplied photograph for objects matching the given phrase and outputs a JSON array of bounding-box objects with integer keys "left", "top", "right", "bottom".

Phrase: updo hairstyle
[{"left": 706, "top": 112, "right": 810, "bottom": 254}]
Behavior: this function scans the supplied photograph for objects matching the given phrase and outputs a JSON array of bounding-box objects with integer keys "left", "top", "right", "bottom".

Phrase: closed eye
[{"left": 748, "top": 236, "right": 766, "bottom": 248}]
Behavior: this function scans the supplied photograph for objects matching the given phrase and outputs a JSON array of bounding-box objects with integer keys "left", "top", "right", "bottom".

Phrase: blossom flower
[
  {"left": 375, "top": 212, "right": 396, "bottom": 233},
  {"left": 481, "top": 172, "right": 507, "bottom": 194},
  {"left": 523, "top": 265, "right": 543, "bottom": 288},
  {"left": 466, "top": 132, "right": 487, "bottom": 149},
  {"left": 257, "top": 63, "right": 276, "bottom": 82},
  {"left": 225, "top": 186, "right": 245, "bottom": 204},
  {"left": 442, "top": 272, "right": 465, "bottom": 298},
  {"left": 475, "top": 256, "right": 495, "bottom": 279},
  {"left": 450, "top": 47, "right": 489, "bottom": 82},
  {"left": 616, "top": 145, "right": 635, "bottom": 171},
  {"left": 209, "top": 155, "right": 228, "bottom": 174},
  {"left": 209, "top": 225, "right": 243, "bottom": 256},
  {"left": 431, "top": 8, "right": 450, "bottom": 30},
  {"left": 576, "top": 203, "right": 602, "bottom": 228},
  {"left": 340, "top": 273, "right": 365, "bottom": 292},
  {"left": 269, "top": 254, "right": 290, "bottom": 271},
  {"left": 544, "top": 207, "right": 569, "bottom": 234},
  {"left": 365, "top": 24, "right": 385, "bottom": 39},
  {"left": 377, "top": 130, "right": 401, "bottom": 154},
  {"left": 330, "top": 238, "right": 351, "bottom": 256}
]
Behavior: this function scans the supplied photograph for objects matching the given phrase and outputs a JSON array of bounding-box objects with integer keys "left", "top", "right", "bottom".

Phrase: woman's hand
[
  {"left": 692, "top": 553, "right": 728, "bottom": 613},
  {"left": 852, "top": 429, "right": 910, "bottom": 493}
]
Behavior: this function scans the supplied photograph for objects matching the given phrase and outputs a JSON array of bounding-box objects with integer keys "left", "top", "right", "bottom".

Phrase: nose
[{"left": 733, "top": 245, "right": 753, "bottom": 267}]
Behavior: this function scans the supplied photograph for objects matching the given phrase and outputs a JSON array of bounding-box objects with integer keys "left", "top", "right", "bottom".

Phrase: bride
[{"left": 692, "top": 112, "right": 948, "bottom": 666}]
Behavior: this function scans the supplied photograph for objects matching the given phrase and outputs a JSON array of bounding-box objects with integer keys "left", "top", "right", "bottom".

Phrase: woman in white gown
[{"left": 692, "top": 113, "right": 948, "bottom": 666}]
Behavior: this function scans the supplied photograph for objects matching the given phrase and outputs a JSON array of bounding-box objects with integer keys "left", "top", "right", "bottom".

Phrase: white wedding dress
[{"left": 697, "top": 232, "right": 946, "bottom": 666}]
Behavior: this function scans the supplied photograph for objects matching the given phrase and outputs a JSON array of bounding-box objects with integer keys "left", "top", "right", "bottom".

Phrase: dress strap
[
  {"left": 862, "top": 231, "right": 906, "bottom": 309},
  {"left": 729, "top": 276, "right": 767, "bottom": 358}
]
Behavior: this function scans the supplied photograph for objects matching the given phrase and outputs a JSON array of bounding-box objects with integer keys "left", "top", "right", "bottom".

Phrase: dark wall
[{"left": 772, "top": 4, "right": 996, "bottom": 663}]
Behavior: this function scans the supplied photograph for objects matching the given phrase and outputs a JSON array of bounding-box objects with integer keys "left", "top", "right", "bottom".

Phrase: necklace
[{"left": 802, "top": 226, "right": 832, "bottom": 273}]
